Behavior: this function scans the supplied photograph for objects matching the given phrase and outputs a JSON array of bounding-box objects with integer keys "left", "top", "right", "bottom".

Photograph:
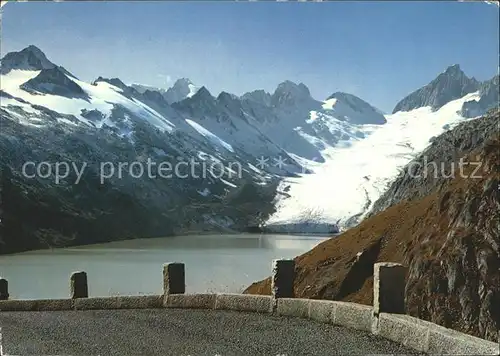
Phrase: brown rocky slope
[{"left": 245, "top": 110, "right": 499, "bottom": 342}]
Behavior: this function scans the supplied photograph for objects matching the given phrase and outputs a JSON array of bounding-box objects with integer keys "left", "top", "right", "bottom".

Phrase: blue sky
[{"left": 1, "top": 1, "right": 498, "bottom": 112}]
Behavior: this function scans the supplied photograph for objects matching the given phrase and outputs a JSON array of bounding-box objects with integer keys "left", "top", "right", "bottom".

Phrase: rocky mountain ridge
[
  {"left": 460, "top": 75, "right": 499, "bottom": 118},
  {"left": 0, "top": 45, "right": 57, "bottom": 74}
]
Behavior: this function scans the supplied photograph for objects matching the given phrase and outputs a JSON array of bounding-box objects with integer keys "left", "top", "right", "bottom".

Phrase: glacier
[{"left": 265, "top": 92, "right": 482, "bottom": 233}]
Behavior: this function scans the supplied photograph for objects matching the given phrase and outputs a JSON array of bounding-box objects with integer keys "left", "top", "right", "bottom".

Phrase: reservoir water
[{"left": 0, "top": 234, "right": 328, "bottom": 299}]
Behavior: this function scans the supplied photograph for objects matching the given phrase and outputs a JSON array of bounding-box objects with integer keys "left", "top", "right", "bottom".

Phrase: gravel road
[{"left": 0, "top": 309, "right": 419, "bottom": 355}]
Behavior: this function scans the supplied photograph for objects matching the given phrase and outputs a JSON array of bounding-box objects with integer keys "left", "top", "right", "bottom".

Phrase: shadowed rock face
[
  {"left": 241, "top": 90, "right": 272, "bottom": 107},
  {"left": 271, "top": 81, "right": 317, "bottom": 107},
  {"left": 245, "top": 109, "right": 500, "bottom": 342},
  {"left": 369, "top": 109, "right": 499, "bottom": 216},
  {"left": 163, "top": 78, "right": 199, "bottom": 104},
  {"left": 460, "top": 75, "right": 499, "bottom": 118},
  {"left": 393, "top": 64, "right": 481, "bottom": 113},
  {"left": 0, "top": 45, "right": 56, "bottom": 74},
  {"left": 171, "top": 86, "right": 220, "bottom": 118},
  {"left": 20, "top": 67, "right": 88, "bottom": 100}
]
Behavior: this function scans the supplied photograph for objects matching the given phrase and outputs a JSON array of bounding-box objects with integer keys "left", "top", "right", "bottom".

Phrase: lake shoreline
[
  {"left": 0, "top": 234, "right": 328, "bottom": 299},
  {"left": 0, "top": 230, "right": 334, "bottom": 256}
]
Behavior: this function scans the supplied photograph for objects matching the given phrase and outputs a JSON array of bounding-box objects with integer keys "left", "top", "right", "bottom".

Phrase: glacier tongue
[{"left": 265, "top": 91, "right": 482, "bottom": 232}]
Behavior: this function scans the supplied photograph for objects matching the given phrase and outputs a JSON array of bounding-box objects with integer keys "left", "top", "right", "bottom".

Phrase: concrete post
[
  {"left": 70, "top": 271, "right": 88, "bottom": 299},
  {"left": 373, "top": 262, "right": 406, "bottom": 315},
  {"left": 163, "top": 263, "right": 185, "bottom": 295},
  {"left": 0, "top": 277, "right": 9, "bottom": 300},
  {"left": 271, "top": 259, "right": 295, "bottom": 299}
]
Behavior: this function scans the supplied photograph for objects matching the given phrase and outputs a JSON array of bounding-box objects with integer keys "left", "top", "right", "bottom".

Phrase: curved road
[{"left": 0, "top": 309, "right": 419, "bottom": 355}]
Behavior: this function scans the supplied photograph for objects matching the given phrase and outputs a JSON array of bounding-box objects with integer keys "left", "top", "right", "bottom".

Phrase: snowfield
[{"left": 265, "top": 92, "right": 482, "bottom": 232}]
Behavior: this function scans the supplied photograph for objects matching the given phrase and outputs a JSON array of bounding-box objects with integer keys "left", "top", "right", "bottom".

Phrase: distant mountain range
[
  {"left": 0, "top": 45, "right": 498, "bottom": 253},
  {"left": 132, "top": 78, "right": 201, "bottom": 105},
  {"left": 393, "top": 64, "right": 498, "bottom": 116}
]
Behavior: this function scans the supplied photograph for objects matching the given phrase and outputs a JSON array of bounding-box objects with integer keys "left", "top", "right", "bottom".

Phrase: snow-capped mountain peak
[
  {"left": 171, "top": 85, "right": 219, "bottom": 116},
  {"left": 93, "top": 77, "right": 129, "bottom": 91},
  {"left": 460, "top": 74, "right": 499, "bottom": 118},
  {"left": 217, "top": 91, "right": 241, "bottom": 108},
  {"left": 392, "top": 64, "right": 480, "bottom": 114},
  {"left": 130, "top": 83, "right": 167, "bottom": 95},
  {"left": 0, "top": 45, "right": 56, "bottom": 74},
  {"left": 271, "top": 80, "right": 314, "bottom": 107},
  {"left": 323, "top": 92, "right": 386, "bottom": 125},
  {"left": 217, "top": 91, "right": 238, "bottom": 100},
  {"left": 438, "top": 64, "right": 479, "bottom": 86},
  {"left": 164, "top": 78, "right": 200, "bottom": 104},
  {"left": 267, "top": 90, "right": 484, "bottom": 233},
  {"left": 20, "top": 67, "right": 87, "bottom": 99},
  {"left": 241, "top": 89, "right": 272, "bottom": 106},
  {"left": 3, "top": 45, "right": 497, "bottom": 237}
]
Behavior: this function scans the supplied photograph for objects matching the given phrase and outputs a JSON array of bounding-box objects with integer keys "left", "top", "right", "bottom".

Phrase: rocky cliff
[
  {"left": 392, "top": 64, "right": 480, "bottom": 113},
  {"left": 245, "top": 109, "right": 500, "bottom": 342},
  {"left": 369, "top": 108, "right": 499, "bottom": 216},
  {"left": 460, "top": 75, "right": 499, "bottom": 118}
]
